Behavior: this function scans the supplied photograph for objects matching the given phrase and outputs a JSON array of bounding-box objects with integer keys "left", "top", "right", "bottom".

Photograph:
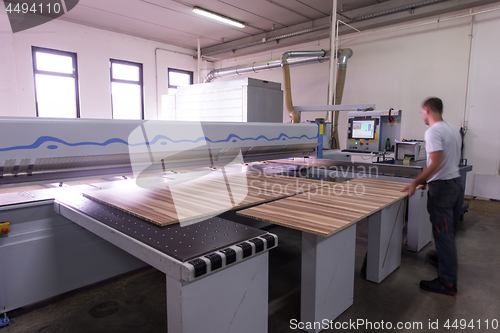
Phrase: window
[
  {"left": 110, "top": 59, "right": 144, "bottom": 120},
  {"left": 32, "top": 46, "right": 80, "bottom": 118},
  {"left": 168, "top": 68, "right": 193, "bottom": 94}
]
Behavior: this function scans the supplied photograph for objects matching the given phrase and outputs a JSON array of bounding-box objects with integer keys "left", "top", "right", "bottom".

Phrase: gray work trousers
[{"left": 427, "top": 177, "right": 464, "bottom": 285}]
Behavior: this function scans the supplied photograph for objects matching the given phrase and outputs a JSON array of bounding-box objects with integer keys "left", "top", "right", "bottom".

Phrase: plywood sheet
[
  {"left": 82, "top": 171, "right": 329, "bottom": 226},
  {"left": 237, "top": 178, "right": 410, "bottom": 237}
]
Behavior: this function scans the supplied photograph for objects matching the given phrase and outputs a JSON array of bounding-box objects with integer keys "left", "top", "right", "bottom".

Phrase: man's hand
[
  {"left": 402, "top": 150, "right": 442, "bottom": 198},
  {"left": 402, "top": 182, "right": 417, "bottom": 197}
]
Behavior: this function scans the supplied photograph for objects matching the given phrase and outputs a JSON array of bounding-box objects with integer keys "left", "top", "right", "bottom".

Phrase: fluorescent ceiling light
[{"left": 193, "top": 7, "right": 245, "bottom": 28}]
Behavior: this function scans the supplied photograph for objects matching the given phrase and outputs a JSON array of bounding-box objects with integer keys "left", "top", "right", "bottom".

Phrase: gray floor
[{"left": 3, "top": 210, "right": 499, "bottom": 333}]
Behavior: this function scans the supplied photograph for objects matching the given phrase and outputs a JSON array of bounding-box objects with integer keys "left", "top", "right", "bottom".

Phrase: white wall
[
  {"left": 464, "top": 8, "right": 500, "bottom": 188},
  {"left": 0, "top": 9, "right": 201, "bottom": 119},
  {"left": 0, "top": 13, "right": 19, "bottom": 116},
  {"left": 214, "top": 4, "right": 500, "bottom": 195}
]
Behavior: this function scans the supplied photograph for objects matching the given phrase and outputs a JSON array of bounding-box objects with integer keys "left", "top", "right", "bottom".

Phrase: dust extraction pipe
[
  {"left": 281, "top": 50, "right": 327, "bottom": 123},
  {"left": 331, "top": 48, "right": 353, "bottom": 148},
  {"left": 204, "top": 52, "right": 329, "bottom": 83}
]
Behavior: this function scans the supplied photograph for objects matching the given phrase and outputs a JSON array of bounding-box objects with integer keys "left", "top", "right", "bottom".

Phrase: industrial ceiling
[{"left": 61, "top": 0, "right": 500, "bottom": 59}]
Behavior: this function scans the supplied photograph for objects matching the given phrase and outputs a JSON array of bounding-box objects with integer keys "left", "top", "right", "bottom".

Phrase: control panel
[{"left": 345, "top": 110, "right": 401, "bottom": 153}]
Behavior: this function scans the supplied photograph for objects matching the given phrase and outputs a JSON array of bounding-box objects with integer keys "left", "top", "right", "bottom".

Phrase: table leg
[
  {"left": 166, "top": 252, "right": 269, "bottom": 333},
  {"left": 407, "top": 188, "right": 432, "bottom": 252},
  {"left": 367, "top": 200, "right": 404, "bottom": 283},
  {"left": 300, "top": 224, "right": 356, "bottom": 333}
]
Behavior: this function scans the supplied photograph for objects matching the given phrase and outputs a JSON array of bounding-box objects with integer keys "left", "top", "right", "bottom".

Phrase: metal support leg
[
  {"left": 407, "top": 188, "right": 432, "bottom": 252},
  {"left": 0, "top": 313, "right": 9, "bottom": 327},
  {"left": 301, "top": 224, "right": 356, "bottom": 333},
  {"left": 367, "top": 200, "right": 404, "bottom": 283},
  {"left": 0, "top": 313, "right": 10, "bottom": 327},
  {"left": 166, "top": 252, "right": 269, "bottom": 333}
]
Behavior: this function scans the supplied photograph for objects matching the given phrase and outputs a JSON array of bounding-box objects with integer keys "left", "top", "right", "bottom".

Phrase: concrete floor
[{"left": 3, "top": 210, "right": 499, "bottom": 333}]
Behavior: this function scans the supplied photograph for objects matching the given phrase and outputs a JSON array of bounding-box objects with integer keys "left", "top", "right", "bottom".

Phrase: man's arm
[{"left": 402, "top": 150, "right": 443, "bottom": 197}]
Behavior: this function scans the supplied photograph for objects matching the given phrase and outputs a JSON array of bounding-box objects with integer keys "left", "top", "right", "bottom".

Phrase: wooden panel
[
  {"left": 237, "top": 178, "right": 410, "bottom": 237},
  {"left": 82, "top": 171, "right": 329, "bottom": 227}
]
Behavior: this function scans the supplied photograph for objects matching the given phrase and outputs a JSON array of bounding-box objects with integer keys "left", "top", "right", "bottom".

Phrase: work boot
[{"left": 420, "top": 278, "right": 457, "bottom": 296}]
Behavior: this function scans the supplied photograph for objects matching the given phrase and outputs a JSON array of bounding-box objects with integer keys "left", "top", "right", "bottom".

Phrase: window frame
[
  {"left": 168, "top": 68, "right": 193, "bottom": 93},
  {"left": 32, "top": 46, "right": 80, "bottom": 118},
  {"left": 110, "top": 58, "right": 145, "bottom": 120}
]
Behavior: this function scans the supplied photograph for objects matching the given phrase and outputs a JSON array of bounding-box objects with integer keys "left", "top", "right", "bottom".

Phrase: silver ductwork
[
  {"left": 204, "top": 51, "right": 329, "bottom": 83},
  {"left": 280, "top": 50, "right": 327, "bottom": 65},
  {"left": 337, "top": 48, "right": 353, "bottom": 69}
]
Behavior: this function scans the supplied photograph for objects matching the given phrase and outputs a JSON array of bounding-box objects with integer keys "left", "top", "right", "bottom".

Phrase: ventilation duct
[
  {"left": 281, "top": 50, "right": 327, "bottom": 123},
  {"left": 204, "top": 52, "right": 329, "bottom": 83},
  {"left": 332, "top": 49, "right": 353, "bottom": 147}
]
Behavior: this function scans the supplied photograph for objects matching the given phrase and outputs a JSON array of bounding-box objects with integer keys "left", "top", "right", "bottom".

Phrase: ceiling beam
[
  {"left": 342, "top": 0, "right": 500, "bottom": 30},
  {"left": 201, "top": 16, "right": 331, "bottom": 57},
  {"left": 340, "top": 0, "right": 445, "bottom": 20},
  {"left": 201, "top": 0, "right": 500, "bottom": 60}
]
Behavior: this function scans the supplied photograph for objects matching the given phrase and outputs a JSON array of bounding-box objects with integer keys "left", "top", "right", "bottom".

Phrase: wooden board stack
[{"left": 237, "top": 178, "right": 410, "bottom": 237}]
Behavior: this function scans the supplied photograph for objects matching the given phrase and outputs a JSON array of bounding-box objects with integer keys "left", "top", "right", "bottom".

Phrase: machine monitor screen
[{"left": 352, "top": 120, "right": 376, "bottom": 140}]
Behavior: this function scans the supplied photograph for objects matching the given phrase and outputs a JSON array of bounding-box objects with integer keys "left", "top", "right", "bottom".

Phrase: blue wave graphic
[
  {"left": 0, "top": 133, "right": 319, "bottom": 152},
  {"left": 0, "top": 136, "right": 132, "bottom": 152}
]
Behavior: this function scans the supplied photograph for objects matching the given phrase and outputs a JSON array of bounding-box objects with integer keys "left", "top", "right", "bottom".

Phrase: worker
[{"left": 402, "top": 97, "right": 463, "bottom": 296}]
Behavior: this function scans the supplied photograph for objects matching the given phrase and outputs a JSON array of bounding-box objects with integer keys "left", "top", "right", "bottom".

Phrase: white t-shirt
[{"left": 424, "top": 121, "right": 461, "bottom": 182}]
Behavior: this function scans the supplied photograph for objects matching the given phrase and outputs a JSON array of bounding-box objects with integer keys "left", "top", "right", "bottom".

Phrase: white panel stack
[{"left": 162, "top": 78, "right": 283, "bottom": 122}]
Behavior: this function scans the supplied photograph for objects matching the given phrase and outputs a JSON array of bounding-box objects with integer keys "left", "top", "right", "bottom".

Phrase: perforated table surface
[{"left": 57, "top": 195, "right": 266, "bottom": 262}]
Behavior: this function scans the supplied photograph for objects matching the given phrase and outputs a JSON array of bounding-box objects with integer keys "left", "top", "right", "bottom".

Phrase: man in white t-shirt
[{"left": 403, "top": 97, "right": 463, "bottom": 296}]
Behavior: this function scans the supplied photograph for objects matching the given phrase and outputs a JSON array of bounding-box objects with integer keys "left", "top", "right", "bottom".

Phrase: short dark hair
[{"left": 422, "top": 97, "right": 443, "bottom": 114}]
